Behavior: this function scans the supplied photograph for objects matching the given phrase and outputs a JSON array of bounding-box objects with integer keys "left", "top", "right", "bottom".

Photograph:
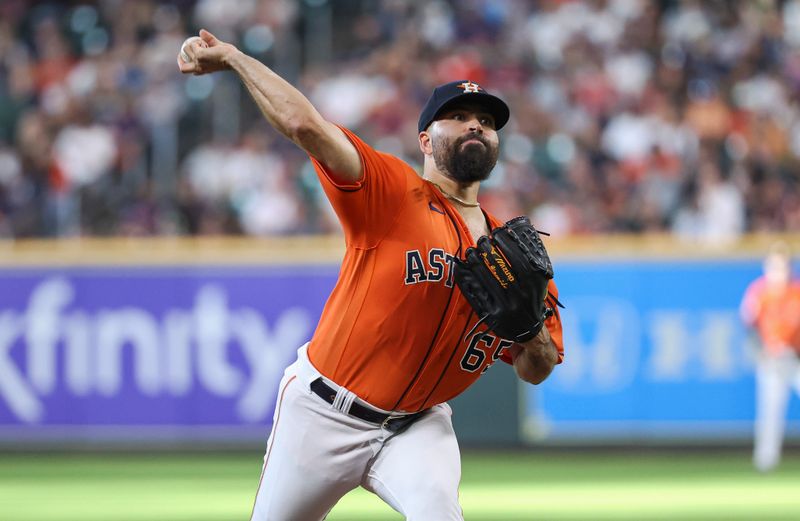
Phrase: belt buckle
[{"left": 381, "top": 413, "right": 403, "bottom": 429}]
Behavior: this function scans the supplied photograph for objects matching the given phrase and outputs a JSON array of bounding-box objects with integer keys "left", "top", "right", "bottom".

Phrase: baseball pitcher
[{"left": 179, "top": 30, "right": 564, "bottom": 520}]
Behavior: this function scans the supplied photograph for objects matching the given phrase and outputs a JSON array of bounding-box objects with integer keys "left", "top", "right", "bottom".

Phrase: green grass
[{"left": 1, "top": 450, "right": 799, "bottom": 520}]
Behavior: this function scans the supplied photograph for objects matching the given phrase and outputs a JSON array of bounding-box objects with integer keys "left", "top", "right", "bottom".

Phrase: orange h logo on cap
[{"left": 458, "top": 81, "right": 482, "bottom": 93}]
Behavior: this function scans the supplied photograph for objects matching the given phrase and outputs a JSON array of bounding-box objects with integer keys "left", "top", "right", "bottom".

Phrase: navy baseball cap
[{"left": 418, "top": 80, "right": 510, "bottom": 133}]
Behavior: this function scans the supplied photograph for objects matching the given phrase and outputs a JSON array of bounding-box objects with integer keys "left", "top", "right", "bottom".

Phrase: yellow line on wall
[
  {"left": 0, "top": 236, "right": 347, "bottom": 267},
  {"left": 0, "top": 233, "right": 797, "bottom": 267}
]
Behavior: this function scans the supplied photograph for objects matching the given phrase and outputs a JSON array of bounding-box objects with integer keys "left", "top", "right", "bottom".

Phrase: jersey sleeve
[
  {"left": 310, "top": 126, "right": 410, "bottom": 248},
  {"left": 499, "top": 279, "right": 565, "bottom": 365}
]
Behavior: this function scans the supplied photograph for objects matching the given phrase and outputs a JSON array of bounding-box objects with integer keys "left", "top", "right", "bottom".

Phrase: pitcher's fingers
[
  {"left": 183, "top": 39, "right": 201, "bottom": 62},
  {"left": 177, "top": 59, "right": 197, "bottom": 74},
  {"left": 199, "top": 29, "right": 218, "bottom": 46}
]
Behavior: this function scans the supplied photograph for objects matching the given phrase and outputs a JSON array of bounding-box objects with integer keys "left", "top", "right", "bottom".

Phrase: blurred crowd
[{"left": 1, "top": 0, "right": 800, "bottom": 242}]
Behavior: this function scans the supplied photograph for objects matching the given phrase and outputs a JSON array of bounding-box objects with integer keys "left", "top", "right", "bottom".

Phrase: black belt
[{"left": 310, "top": 378, "right": 426, "bottom": 434}]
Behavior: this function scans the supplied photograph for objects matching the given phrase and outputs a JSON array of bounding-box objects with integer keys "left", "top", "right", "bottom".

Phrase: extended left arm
[{"left": 509, "top": 327, "right": 559, "bottom": 384}]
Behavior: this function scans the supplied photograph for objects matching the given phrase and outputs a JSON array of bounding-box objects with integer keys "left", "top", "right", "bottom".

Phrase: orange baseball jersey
[
  {"left": 306, "top": 127, "right": 564, "bottom": 413},
  {"left": 741, "top": 276, "right": 800, "bottom": 355}
]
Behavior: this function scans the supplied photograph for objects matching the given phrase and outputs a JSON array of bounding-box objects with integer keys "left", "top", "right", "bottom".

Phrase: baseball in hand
[{"left": 178, "top": 36, "right": 206, "bottom": 63}]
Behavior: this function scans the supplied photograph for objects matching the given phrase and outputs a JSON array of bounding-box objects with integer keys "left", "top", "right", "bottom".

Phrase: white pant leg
[
  {"left": 250, "top": 351, "right": 381, "bottom": 521},
  {"left": 754, "top": 354, "right": 792, "bottom": 472},
  {"left": 791, "top": 355, "right": 800, "bottom": 394},
  {"left": 363, "top": 403, "right": 464, "bottom": 521}
]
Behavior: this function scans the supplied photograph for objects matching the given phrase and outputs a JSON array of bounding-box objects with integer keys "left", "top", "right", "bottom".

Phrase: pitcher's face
[{"left": 428, "top": 105, "right": 499, "bottom": 183}]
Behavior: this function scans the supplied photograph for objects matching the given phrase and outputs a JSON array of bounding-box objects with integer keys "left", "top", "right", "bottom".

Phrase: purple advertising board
[{"left": 0, "top": 266, "right": 338, "bottom": 442}]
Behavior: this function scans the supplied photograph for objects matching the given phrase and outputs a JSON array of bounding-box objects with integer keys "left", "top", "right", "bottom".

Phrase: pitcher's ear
[{"left": 419, "top": 131, "right": 432, "bottom": 154}]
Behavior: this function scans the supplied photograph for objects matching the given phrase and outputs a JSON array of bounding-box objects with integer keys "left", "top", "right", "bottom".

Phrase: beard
[{"left": 432, "top": 132, "right": 499, "bottom": 183}]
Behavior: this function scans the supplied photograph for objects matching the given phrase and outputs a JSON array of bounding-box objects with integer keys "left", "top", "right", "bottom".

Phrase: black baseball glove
[{"left": 453, "top": 216, "right": 560, "bottom": 343}]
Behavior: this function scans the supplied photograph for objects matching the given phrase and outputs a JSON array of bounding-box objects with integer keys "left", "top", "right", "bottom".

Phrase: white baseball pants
[
  {"left": 753, "top": 350, "right": 800, "bottom": 472},
  {"left": 249, "top": 344, "right": 464, "bottom": 520}
]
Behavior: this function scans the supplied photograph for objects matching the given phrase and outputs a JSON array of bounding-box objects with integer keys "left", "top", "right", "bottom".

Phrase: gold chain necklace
[{"left": 430, "top": 182, "right": 480, "bottom": 208}]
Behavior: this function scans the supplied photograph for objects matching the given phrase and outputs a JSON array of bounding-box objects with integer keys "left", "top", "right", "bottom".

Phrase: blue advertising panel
[
  {"left": 0, "top": 266, "right": 337, "bottom": 441},
  {"left": 526, "top": 259, "right": 800, "bottom": 442}
]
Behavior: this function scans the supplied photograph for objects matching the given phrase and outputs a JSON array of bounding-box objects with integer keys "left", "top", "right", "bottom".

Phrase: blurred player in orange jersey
[
  {"left": 179, "top": 30, "right": 563, "bottom": 520},
  {"left": 740, "top": 241, "right": 800, "bottom": 472}
]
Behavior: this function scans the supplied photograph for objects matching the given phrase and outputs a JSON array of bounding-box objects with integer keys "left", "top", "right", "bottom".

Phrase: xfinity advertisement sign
[{"left": 0, "top": 267, "right": 336, "bottom": 439}]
